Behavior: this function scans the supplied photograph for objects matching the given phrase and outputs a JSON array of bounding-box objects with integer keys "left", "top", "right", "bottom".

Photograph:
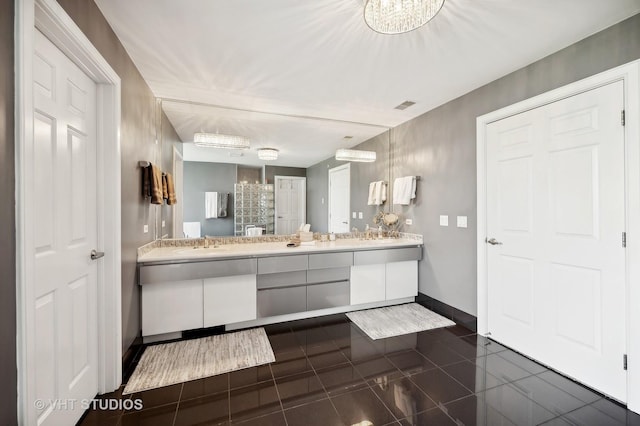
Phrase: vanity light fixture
[
  {"left": 257, "top": 148, "right": 279, "bottom": 161},
  {"left": 194, "top": 132, "right": 250, "bottom": 149},
  {"left": 335, "top": 148, "right": 376, "bottom": 163},
  {"left": 364, "top": 0, "right": 445, "bottom": 35}
]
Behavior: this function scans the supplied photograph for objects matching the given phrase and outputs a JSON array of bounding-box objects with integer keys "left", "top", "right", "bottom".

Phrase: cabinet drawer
[
  {"left": 257, "top": 271, "right": 307, "bottom": 289},
  {"left": 257, "top": 255, "right": 308, "bottom": 274},
  {"left": 257, "top": 286, "right": 306, "bottom": 317},
  {"left": 140, "top": 258, "right": 257, "bottom": 284},
  {"left": 308, "top": 252, "right": 353, "bottom": 269},
  {"left": 306, "top": 267, "right": 350, "bottom": 284},
  {"left": 353, "top": 247, "right": 422, "bottom": 265},
  {"left": 307, "top": 281, "right": 349, "bottom": 311}
]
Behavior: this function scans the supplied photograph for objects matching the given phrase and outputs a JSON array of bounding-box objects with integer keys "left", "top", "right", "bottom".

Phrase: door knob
[
  {"left": 486, "top": 238, "right": 503, "bottom": 245},
  {"left": 90, "top": 249, "right": 105, "bottom": 260},
  {"left": 342, "top": 221, "right": 348, "bottom": 224}
]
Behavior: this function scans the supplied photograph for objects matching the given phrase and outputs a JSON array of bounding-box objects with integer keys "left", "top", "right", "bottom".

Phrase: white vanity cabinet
[
  {"left": 203, "top": 275, "right": 257, "bottom": 327},
  {"left": 350, "top": 248, "right": 421, "bottom": 305},
  {"left": 141, "top": 279, "right": 203, "bottom": 336},
  {"left": 139, "top": 258, "right": 258, "bottom": 339},
  {"left": 385, "top": 260, "right": 418, "bottom": 300},
  {"left": 350, "top": 264, "right": 386, "bottom": 304},
  {"left": 138, "top": 242, "right": 422, "bottom": 341}
]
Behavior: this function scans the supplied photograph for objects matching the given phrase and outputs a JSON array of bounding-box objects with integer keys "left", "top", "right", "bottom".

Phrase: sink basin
[
  {"left": 367, "top": 238, "right": 401, "bottom": 244},
  {"left": 175, "top": 246, "right": 225, "bottom": 255}
]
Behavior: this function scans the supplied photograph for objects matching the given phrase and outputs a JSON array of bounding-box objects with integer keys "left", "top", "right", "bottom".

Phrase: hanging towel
[
  {"left": 368, "top": 181, "right": 388, "bottom": 206},
  {"left": 217, "top": 192, "right": 228, "bottom": 218},
  {"left": 205, "top": 192, "right": 218, "bottom": 219},
  {"left": 393, "top": 176, "right": 417, "bottom": 205},
  {"left": 367, "top": 182, "right": 377, "bottom": 205},
  {"left": 183, "top": 222, "right": 201, "bottom": 238},
  {"left": 374, "top": 181, "right": 387, "bottom": 205},
  {"left": 163, "top": 173, "right": 177, "bottom": 205},
  {"left": 144, "top": 164, "right": 163, "bottom": 205}
]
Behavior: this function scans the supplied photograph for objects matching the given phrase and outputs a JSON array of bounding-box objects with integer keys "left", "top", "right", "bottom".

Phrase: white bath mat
[
  {"left": 347, "top": 303, "right": 456, "bottom": 340},
  {"left": 123, "top": 327, "right": 275, "bottom": 395}
]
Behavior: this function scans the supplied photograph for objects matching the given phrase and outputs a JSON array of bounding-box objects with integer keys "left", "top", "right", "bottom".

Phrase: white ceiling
[{"left": 95, "top": 0, "right": 640, "bottom": 167}]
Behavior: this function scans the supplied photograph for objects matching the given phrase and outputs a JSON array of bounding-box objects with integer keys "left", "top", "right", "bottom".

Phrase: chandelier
[
  {"left": 335, "top": 148, "right": 376, "bottom": 162},
  {"left": 258, "top": 148, "right": 279, "bottom": 161},
  {"left": 364, "top": 0, "right": 445, "bottom": 35},
  {"left": 194, "top": 132, "right": 250, "bottom": 149}
]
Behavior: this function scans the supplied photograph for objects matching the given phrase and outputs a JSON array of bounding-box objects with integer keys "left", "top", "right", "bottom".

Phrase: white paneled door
[
  {"left": 328, "top": 164, "right": 350, "bottom": 233},
  {"left": 32, "top": 30, "right": 99, "bottom": 425},
  {"left": 275, "top": 176, "right": 306, "bottom": 235},
  {"left": 486, "top": 81, "right": 626, "bottom": 401}
]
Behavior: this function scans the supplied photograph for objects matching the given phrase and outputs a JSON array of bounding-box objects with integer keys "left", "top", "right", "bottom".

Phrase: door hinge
[
  {"left": 622, "top": 110, "right": 626, "bottom": 126},
  {"left": 624, "top": 354, "right": 628, "bottom": 370},
  {"left": 622, "top": 232, "right": 627, "bottom": 248}
]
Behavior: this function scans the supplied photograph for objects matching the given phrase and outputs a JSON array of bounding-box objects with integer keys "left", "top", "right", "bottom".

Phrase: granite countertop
[{"left": 137, "top": 238, "right": 422, "bottom": 264}]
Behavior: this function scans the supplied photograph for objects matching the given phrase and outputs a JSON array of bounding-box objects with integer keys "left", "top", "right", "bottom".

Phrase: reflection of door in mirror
[
  {"left": 172, "top": 147, "right": 184, "bottom": 238},
  {"left": 328, "top": 164, "right": 350, "bottom": 233},
  {"left": 275, "top": 176, "right": 306, "bottom": 235}
]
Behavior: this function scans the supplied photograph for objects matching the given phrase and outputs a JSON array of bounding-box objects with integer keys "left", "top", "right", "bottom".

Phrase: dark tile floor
[{"left": 78, "top": 313, "right": 640, "bottom": 426}]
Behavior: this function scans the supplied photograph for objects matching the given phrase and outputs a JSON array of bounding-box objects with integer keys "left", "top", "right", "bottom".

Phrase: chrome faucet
[
  {"left": 351, "top": 227, "right": 359, "bottom": 239},
  {"left": 203, "top": 236, "right": 209, "bottom": 248}
]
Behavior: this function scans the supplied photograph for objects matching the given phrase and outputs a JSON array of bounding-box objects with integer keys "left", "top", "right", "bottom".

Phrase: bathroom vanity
[{"left": 137, "top": 237, "right": 422, "bottom": 343}]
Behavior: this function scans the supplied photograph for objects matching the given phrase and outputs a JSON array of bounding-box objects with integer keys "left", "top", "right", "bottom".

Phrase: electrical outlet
[
  {"left": 457, "top": 216, "right": 468, "bottom": 228},
  {"left": 321, "top": 197, "right": 325, "bottom": 204},
  {"left": 143, "top": 224, "right": 149, "bottom": 233},
  {"left": 405, "top": 218, "right": 413, "bottom": 225},
  {"left": 352, "top": 212, "right": 357, "bottom": 219},
  {"left": 358, "top": 212, "right": 363, "bottom": 219},
  {"left": 439, "top": 215, "right": 449, "bottom": 226},
  {"left": 162, "top": 220, "right": 166, "bottom": 228}
]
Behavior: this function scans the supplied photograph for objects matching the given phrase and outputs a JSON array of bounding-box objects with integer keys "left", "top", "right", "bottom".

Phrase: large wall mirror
[{"left": 158, "top": 99, "right": 392, "bottom": 238}]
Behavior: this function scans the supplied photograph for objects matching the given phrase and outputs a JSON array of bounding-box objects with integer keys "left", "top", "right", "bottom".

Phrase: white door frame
[
  {"left": 274, "top": 175, "right": 307, "bottom": 234},
  {"left": 328, "top": 163, "right": 351, "bottom": 233},
  {"left": 16, "top": 0, "right": 122, "bottom": 424},
  {"left": 476, "top": 61, "right": 640, "bottom": 412}
]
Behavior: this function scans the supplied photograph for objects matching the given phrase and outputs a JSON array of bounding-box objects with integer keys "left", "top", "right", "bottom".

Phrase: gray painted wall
[
  {"left": 237, "top": 166, "right": 261, "bottom": 184},
  {"left": 265, "top": 166, "right": 306, "bottom": 184},
  {"left": 391, "top": 13, "right": 640, "bottom": 316},
  {"left": 184, "top": 162, "right": 237, "bottom": 236},
  {"left": 307, "top": 131, "right": 390, "bottom": 232},
  {"left": 0, "top": 0, "right": 17, "bottom": 423}
]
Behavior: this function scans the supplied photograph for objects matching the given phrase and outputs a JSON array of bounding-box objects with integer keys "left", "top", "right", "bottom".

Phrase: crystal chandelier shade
[
  {"left": 364, "top": 0, "right": 445, "bottom": 35},
  {"left": 258, "top": 148, "right": 279, "bottom": 161},
  {"left": 194, "top": 132, "right": 250, "bottom": 149},
  {"left": 335, "top": 148, "right": 377, "bottom": 163}
]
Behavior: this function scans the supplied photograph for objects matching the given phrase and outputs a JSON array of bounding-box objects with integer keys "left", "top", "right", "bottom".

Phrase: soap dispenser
[{"left": 377, "top": 226, "right": 383, "bottom": 239}]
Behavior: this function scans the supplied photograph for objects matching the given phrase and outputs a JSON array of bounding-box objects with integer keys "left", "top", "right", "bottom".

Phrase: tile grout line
[{"left": 170, "top": 383, "right": 184, "bottom": 426}]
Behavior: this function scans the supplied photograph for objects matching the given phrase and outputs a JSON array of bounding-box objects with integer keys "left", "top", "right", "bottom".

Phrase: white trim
[
  {"left": 476, "top": 60, "right": 640, "bottom": 413},
  {"left": 16, "top": 0, "right": 122, "bottom": 423},
  {"left": 172, "top": 147, "right": 183, "bottom": 239},
  {"left": 274, "top": 175, "right": 307, "bottom": 234},
  {"left": 328, "top": 163, "right": 351, "bottom": 233}
]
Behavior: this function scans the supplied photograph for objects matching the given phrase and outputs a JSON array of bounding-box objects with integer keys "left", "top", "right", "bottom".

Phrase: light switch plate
[
  {"left": 439, "top": 215, "right": 449, "bottom": 226},
  {"left": 143, "top": 224, "right": 149, "bottom": 233},
  {"left": 358, "top": 212, "right": 363, "bottom": 219},
  {"left": 457, "top": 216, "right": 468, "bottom": 228},
  {"left": 162, "top": 220, "right": 166, "bottom": 228},
  {"left": 405, "top": 218, "right": 413, "bottom": 225},
  {"left": 352, "top": 212, "right": 356, "bottom": 219}
]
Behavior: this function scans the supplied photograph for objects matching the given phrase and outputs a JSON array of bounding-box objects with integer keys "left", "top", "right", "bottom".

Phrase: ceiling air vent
[{"left": 394, "top": 101, "right": 416, "bottom": 110}]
